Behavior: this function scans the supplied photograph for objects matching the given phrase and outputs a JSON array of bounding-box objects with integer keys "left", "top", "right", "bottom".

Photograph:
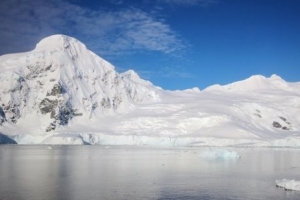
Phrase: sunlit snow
[{"left": 1, "top": 35, "right": 300, "bottom": 147}]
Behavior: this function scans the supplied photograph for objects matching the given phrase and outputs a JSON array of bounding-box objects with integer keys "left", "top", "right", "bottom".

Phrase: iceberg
[
  {"left": 276, "top": 179, "right": 300, "bottom": 191},
  {"left": 199, "top": 148, "right": 241, "bottom": 159}
]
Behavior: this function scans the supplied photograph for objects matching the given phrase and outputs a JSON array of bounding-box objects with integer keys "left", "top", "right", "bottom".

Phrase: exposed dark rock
[
  {"left": 39, "top": 98, "right": 58, "bottom": 114},
  {"left": 26, "top": 63, "right": 52, "bottom": 80},
  {"left": 47, "top": 84, "right": 65, "bottom": 96},
  {"left": 73, "top": 112, "right": 83, "bottom": 116},
  {"left": 279, "top": 116, "right": 291, "bottom": 125},
  {"left": 273, "top": 120, "right": 291, "bottom": 131},
  {"left": 46, "top": 122, "right": 56, "bottom": 132},
  {"left": 282, "top": 126, "right": 290, "bottom": 130},
  {"left": 273, "top": 121, "right": 282, "bottom": 128},
  {"left": 18, "top": 76, "right": 25, "bottom": 83},
  {"left": 45, "top": 64, "right": 52, "bottom": 71},
  {"left": 40, "top": 98, "right": 83, "bottom": 131},
  {"left": 0, "top": 107, "right": 6, "bottom": 125},
  {"left": 53, "top": 101, "right": 77, "bottom": 128},
  {"left": 101, "top": 98, "right": 111, "bottom": 109},
  {"left": 26, "top": 65, "right": 41, "bottom": 79},
  {"left": 279, "top": 116, "right": 287, "bottom": 121},
  {"left": 57, "top": 103, "right": 72, "bottom": 125},
  {"left": 0, "top": 74, "right": 29, "bottom": 124},
  {"left": 112, "top": 96, "right": 122, "bottom": 109},
  {"left": 89, "top": 102, "right": 99, "bottom": 118},
  {"left": 2, "top": 102, "right": 20, "bottom": 124},
  {"left": 92, "top": 102, "right": 98, "bottom": 111},
  {"left": 127, "top": 88, "right": 138, "bottom": 102},
  {"left": 50, "top": 111, "right": 56, "bottom": 119},
  {"left": 72, "top": 108, "right": 83, "bottom": 117}
]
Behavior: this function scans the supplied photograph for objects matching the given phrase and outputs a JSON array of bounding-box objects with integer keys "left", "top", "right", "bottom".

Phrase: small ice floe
[
  {"left": 276, "top": 179, "right": 300, "bottom": 191},
  {"left": 47, "top": 146, "right": 53, "bottom": 150},
  {"left": 199, "top": 148, "right": 241, "bottom": 159}
]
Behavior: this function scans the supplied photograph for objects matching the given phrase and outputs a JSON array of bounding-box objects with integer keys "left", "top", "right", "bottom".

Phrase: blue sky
[{"left": 0, "top": 0, "right": 299, "bottom": 90}]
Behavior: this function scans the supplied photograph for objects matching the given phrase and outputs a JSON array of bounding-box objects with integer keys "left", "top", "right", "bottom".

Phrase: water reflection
[{"left": 0, "top": 146, "right": 299, "bottom": 200}]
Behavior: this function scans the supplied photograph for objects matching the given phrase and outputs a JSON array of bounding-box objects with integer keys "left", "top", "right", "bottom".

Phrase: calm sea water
[{"left": 0, "top": 146, "right": 299, "bottom": 200}]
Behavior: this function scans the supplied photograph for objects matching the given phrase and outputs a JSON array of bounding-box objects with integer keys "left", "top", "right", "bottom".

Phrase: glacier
[
  {"left": 198, "top": 148, "right": 241, "bottom": 159},
  {"left": 1, "top": 34, "right": 300, "bottom": 147}
]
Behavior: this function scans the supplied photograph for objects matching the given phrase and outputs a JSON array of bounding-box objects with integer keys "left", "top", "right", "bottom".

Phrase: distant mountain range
[{"left": 1, "top": 35, "right": 300, "bottom": 147}]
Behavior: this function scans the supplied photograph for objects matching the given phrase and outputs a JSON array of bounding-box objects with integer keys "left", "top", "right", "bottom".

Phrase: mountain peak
[
  {"left": 270, "top": 74, "right": 282, "bottom": 80},
  {"left": 35, "top": 34, "right": 86, "bottom": 51},
  {"left": 122, "top": 69, "right": 140, "bottom": 80},
  {"left": 204, "top": 74, "right": 295, "bottom": 92},
  {"left": 0, "top": 34, "right": 160, "bottom": 132}
]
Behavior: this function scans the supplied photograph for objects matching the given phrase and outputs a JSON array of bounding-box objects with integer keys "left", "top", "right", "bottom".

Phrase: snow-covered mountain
[
  {"left": 1, "top": 34, "right": 300, "bottom": 147},
  {"left": 0, "top": 35, "right": 160, "bottom": 133}
]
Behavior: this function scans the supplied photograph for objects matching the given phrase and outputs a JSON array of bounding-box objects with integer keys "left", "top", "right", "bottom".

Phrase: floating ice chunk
[
  {"left": 276, "top": 179, "right": 300, "bottom": 191},
  {"left": 47, "top": 146, "right": 52, "bottom": 150},
  {"left": 199, "top": 148, "right": 241, "bottom": 159}
]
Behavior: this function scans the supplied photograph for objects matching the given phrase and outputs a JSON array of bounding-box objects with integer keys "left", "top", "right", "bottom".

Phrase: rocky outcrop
[
  {"left": 39, "top": 98, "right": 82, "bottom": 131},
  {"left": 0, "top": 106, "right": 6, "bottom": 125},
  {"left": 39, "top": 98, "right": 58, "bottom": 116},
  {"left": 2, "top": 102, "right": 21, "bottom": 124},
  {"left": 47, "top": 84, "right": 65, "bottom": 96},
  {"left": 273, "top": 116, "right": 292, "bottom": 131}
]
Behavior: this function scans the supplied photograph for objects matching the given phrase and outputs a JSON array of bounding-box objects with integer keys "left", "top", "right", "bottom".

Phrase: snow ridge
[{"left": 205, "top": 74, "right": 298, "bottom": 93}]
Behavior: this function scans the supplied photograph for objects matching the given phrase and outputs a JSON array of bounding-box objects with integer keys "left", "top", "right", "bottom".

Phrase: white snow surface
[
  {"left": 199, "top": 148, "right": 241, "bottom": 159},
  {"left": 1, "top": 34, "right": 300, "bottom": 146},
  {"left": 276, "top": 179, "right": 300, "bottom": 191}
]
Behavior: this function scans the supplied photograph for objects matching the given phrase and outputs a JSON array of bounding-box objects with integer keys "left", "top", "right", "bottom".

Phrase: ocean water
[{"left": 0, "top": 146, "right": 299, "bottom": 200}]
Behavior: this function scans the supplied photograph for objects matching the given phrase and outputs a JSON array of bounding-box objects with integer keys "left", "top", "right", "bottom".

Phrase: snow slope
[
  {"left": 0, "top": 35, "right": 160, "bottom": 133},
  {"left": 1, "top": 35, "right": 300, "bottom": 146}
]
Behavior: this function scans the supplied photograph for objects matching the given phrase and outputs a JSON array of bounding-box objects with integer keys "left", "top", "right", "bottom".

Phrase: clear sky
[{"left": 0, "top": 0, "right": 299, "bottom": 90}]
